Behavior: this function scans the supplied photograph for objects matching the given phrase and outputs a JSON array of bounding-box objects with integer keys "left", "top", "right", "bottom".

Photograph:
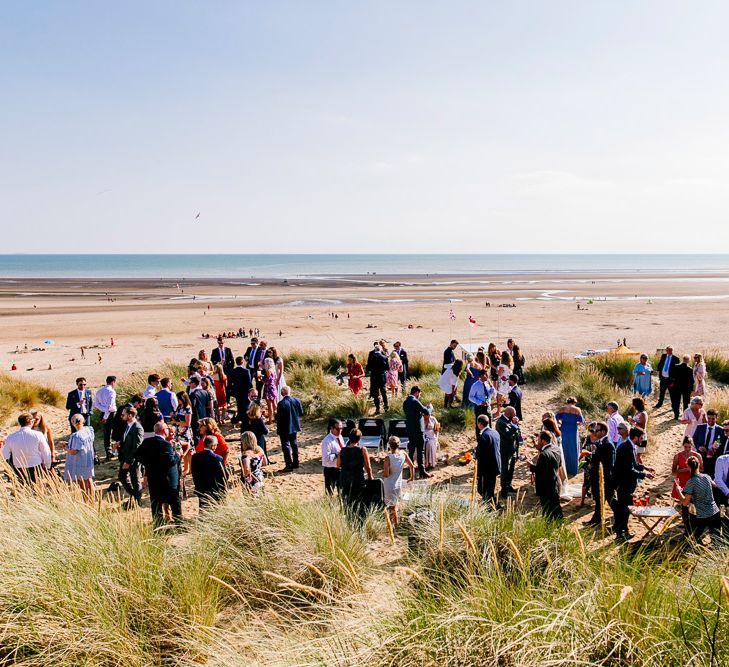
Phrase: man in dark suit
[
  {"left": 655, "top": 345, "right": 679, "bottom": 409},
  {"left": 529, "top": 431, "right": 564, "bottom": 520},
  {"left": 365, "top": 343, "right": 389, "bottom": 414},
  {"left": 475, "top": 414, "right": 501, "bottom": 506},
  {"left": 228, "top": 356, "right": 253, "bottom": 423},
  {"left": 117, "top": 406, "right": 144, "bottom": 504},
  {"left": 243, "top": 337, "right": 260, "bottom": 372},
  {"left": 211, "top": 336, "right": 235, "bottom": 373},
  {"left": 403, "top": 386, "right": 431, "bottom": 479},
  {"left": 191, "top": 435, "right": 227, "bottom": 510},
  {"left": 276, "top": 386, "right": 303, "bottom": 472},
  {"left": 133, "top": 422, "right": 181, "bottom": 524},
  {"left": 672, "top": 355, "right": 694, "bottom": 418},
  {"left": 496, "top": 407, "right": 521, "bottom": 499},
  {"left": 65, "top": 377, "right": 93, "bottom": 428},
  {"left": 505, "top": 374, "right": 523, "bottom": 420},
  {"left": 111, "top": 394, "right": 144, "bottom": 448},
  {"left": 611, "top": 426, "right": 655, "bottom": 539},
  {"left": 393, "top": 341, "right": 409, "bottom": 386},
  {"left": 587, "top": 421, "right": 615, "bottom": 526},
  {"left": 442, "top": 339, "right": 458, "bottom": 373},
  {"left": 693, "top": 410, "right": 725, "bottom": 477}
]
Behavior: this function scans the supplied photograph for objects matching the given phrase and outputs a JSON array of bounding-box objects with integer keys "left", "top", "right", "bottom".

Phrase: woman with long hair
[
  {"left": 240, "top": 402, "right": 270, "bottom": 459},
  {"left": 555, "top": 397, "right": 584, "bottom": 477},
  {"left": 347, "top": 353, "right": 364, "bottom": 395},
  {"left": 269, "top": 346, "right": 286, "bottom": 394},
  {"left": 693, "top": 353, "right": 707, "bottom": 396},
  {"left": 386, "top": 351, "right": 403, "bottom": 400},
  {"left": 241, "top": 431, "right": 268, "bottom": 495},
  {"left": 140, "top": 397, "right": 163, "bottom": 439},
  {"left": 30, "top": 409, "right": 55, "bottom": 465}
]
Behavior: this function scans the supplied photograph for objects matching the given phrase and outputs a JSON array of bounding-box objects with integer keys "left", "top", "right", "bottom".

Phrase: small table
[{"left": 629, "top": 506, "right": 680, "bottom": 537}]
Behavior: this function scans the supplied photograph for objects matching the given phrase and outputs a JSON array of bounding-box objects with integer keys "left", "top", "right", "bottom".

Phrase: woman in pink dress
[
  {"left": 386, "top": 351, "right": 403, "bottom": 400},
  {"left": 692, "top": 353, "right": 707, "bottom": 396},
  {"left": 680, "top": 396, "right": 707, "bottom": 438}
]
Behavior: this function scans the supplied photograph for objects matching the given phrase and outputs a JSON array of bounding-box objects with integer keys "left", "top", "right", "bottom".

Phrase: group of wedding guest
[{"left": 633, "top": 346, "right": 709, "bottom": 418}]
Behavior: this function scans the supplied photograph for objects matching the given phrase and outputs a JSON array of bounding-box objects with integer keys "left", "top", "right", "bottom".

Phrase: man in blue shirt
[{"left": 468, "top": 369, "right": 495, "bottom": 430}]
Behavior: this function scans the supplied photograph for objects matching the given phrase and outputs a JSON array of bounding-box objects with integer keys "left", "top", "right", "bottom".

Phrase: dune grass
[
  {"left": 0, "top": 372, "right": 63, "bottom": 423},
  {"left": 524, "top": 353, "right": 576, "bottom": 383},
  {"left": 1, "top": 482, "right": 726, "bottom": 666},
  {"left": 704, "top": 350, "right": 729, "bottom": 385},
  {"left": 584, "top": 354, "right": 637, "bottom": 390},
  {"left": 556, "top": 365, "right": 630, "bottom": 417}
]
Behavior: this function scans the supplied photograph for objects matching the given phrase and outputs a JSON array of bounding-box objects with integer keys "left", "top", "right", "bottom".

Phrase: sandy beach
[{"left": 2, "top": 270, "right": 729, "bottom": 391}]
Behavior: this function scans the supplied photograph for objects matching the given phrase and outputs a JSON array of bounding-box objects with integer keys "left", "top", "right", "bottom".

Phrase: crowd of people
[{"left": 2, "top": 333, "right": 729, "bottom": 544}]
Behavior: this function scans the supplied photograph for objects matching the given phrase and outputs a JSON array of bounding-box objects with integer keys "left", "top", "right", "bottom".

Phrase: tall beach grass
[{"left": 0, "top": 372, "right": 63, "bottom": 423}]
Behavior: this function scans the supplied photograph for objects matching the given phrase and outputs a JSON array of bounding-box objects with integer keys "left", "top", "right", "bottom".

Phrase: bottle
[{"left": 643, "top": 492, "right": 649, "bottom": 506}]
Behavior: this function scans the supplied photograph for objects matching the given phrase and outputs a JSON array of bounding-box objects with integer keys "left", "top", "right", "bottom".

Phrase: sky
[{"left": 2, "top": 1, "right": 729, "bottom": 253}]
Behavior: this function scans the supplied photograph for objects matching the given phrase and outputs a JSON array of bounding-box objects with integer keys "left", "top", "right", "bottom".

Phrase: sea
[{"left": 1, "top": 254, "right": 729, "bottom": 279}]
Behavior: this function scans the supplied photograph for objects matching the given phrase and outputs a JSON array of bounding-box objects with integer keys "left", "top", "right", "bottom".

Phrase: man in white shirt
[
  {"left": 143, "top": 374, "right": 161, "bottom": 399},
  {"left": 606, "top": 401, "right": 626, "bottom": 445},
  {"left": 1, "top": 413, "right": 52, "bottom": 483},
  {"left": 321, "top": 418, "right": 344, "bottom": 495},
  {"left": 95, "top": 375, "right": 118, "bottom": 461}
]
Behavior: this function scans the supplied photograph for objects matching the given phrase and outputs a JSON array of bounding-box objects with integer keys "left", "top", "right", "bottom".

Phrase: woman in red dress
[
  {"left": 347, "top": 354, "right": 364, "bottom": 395},
  {"left": 212, "top": 363, "right": 228, "bottom": 424},
  {"left": 672, "top": 435, "right": 701, "bottom": 502}
]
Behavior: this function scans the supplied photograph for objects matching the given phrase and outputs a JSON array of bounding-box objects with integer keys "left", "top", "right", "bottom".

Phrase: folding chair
[
  {"left": 357, "top": 417, "right": 386, "bottom": 450},
  {"left": 387, "top": 419, "right": 410, "bottom": 449}
]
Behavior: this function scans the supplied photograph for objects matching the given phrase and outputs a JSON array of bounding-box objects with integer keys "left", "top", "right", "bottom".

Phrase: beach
[{"left": 2, "top": 269, "right": 729, "bottom": 391}]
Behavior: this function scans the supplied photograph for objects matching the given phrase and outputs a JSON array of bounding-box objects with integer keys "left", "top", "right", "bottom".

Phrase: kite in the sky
[{"left": 195, "top": 212, "right": 200, "bottom": 220}]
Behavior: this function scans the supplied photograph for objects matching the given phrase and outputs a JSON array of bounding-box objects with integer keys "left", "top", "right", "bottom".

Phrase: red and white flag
[{"left": 468, "top": 315, "right": 476, "bottom": 327}]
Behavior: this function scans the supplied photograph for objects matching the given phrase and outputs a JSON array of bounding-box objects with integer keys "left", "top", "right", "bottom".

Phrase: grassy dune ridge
[
  {"left": 0, "top": 373, "right": 62, "bottom": 424},
  {"left": 0, "top": 483, "right": 727, "bottom": 666}
]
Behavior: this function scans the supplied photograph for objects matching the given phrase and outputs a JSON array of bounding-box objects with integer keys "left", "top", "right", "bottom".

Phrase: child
[
  {"left": 382, "top": 436, "right": 415, "bottom": 528},
  {"left": 241, "top": 431, "right": 268, "bottom": 496},
  {"left": 423, "top": 411, "right": 441, "bottom": 470}
]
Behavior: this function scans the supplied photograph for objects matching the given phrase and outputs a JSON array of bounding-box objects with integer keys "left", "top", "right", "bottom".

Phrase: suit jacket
[
  {"left": 612, "top": 440, "right": 645, "bottom": 494},
  {"left": 276, "top": 395, "right": 303, "bottom": 436},
  {"left": 243, "top": 345, "right": 261, "bottom": 370},
  {"left": 506, "top": 385, "right": 523, "bottom": 420},
  {"left": 191, "top": 448, "right": 227, "bottom": 499},
  {"left": 396, "top": 348, "right": 409, "bottom": 380},
  {"left": 442, "top": 347, "right": 456, "bottom": 372},
  {"left": 495, "top": 415, "right": 520, "bottom": 455},
  {"left": 530, "top": 443, "right": 562, "bottom": 498},
  {"left": 133, "top": 435, "right": 180, "bottom": 494},
  {"left": 673, "top": 363, "right": 694, "bottom": 393},
  {"left": 365, "top": 350, "right": 388, "bottom": 384},
  {"left": 118, "top": 420, "right": 144, "bottom": 465},
  {"left": 590, "top": 436, "right": 616, "bottom": 487},
  {"left": 228, "top": 366, "right": 252, "bottom": 400},
  {"left": 656, "top": 354, "right": 679, "bottom": 381},
  {"left": 403, "top": 395, "right": 429, "bottom": 433},
  {"left": 693, "top": 423, "right": 727, "bottom": 454},
  {"left": 66, "top": 388, "right": 93, "bottom": 418},
  {"left": 476, "top": 427, "right": 501, "bottom": 476},
  {"left": 211, "top": 346, "right": 235, "bottom": 373}
]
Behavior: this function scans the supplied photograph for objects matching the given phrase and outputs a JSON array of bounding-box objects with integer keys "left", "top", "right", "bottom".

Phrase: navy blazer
[
  {"left": 476, "top": 427, "right": 501, "bottom": 475},
  {"left": 134, "top": 435, "right": 180, "bottom": 493},
  {"left": 590, "top": 436, "right": 616, "bottom": 485},
  {"left": 228, "top": 366, "right": 252, "bottom": 398},
  {"left": 191, "top": 448, "right": 227, "bottom": 499},
  {"left": 693, "top": 423, "right": 726, "bottom": 453},
  {"left": 276, "top": 395, "right": 303, "bottom": 436},
  {"left": 211, "top": 346, "right": 235, "bottom": 373},
  {"left": 66, "top": 388, "right": 93, "bottom": 418},
  {"left": 612, "top": 440, "right": 645, "bottom": 493}
]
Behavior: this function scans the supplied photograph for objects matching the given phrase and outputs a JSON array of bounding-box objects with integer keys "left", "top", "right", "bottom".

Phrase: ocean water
[{"left": 1, "top": 254, "right": 729, "bottom": 279}]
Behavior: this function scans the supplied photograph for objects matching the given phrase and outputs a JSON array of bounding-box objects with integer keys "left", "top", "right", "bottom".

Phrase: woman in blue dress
[
  {"left": 632, "top": 354, "right": 653, "bottom": 396},
  {"left": 63, "top": 414, "right": 95, "bottom": 500},
  {"left": 555, "top": 397, "right": 584, "bottom": 477},
  {"left": 462, "top": 354, "right": 481, "bottom": 409}
]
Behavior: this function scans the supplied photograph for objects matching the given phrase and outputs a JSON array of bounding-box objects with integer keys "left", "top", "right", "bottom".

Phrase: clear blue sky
[{"left": 3, "top": 1, "right": 729, "bottom": 253}]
